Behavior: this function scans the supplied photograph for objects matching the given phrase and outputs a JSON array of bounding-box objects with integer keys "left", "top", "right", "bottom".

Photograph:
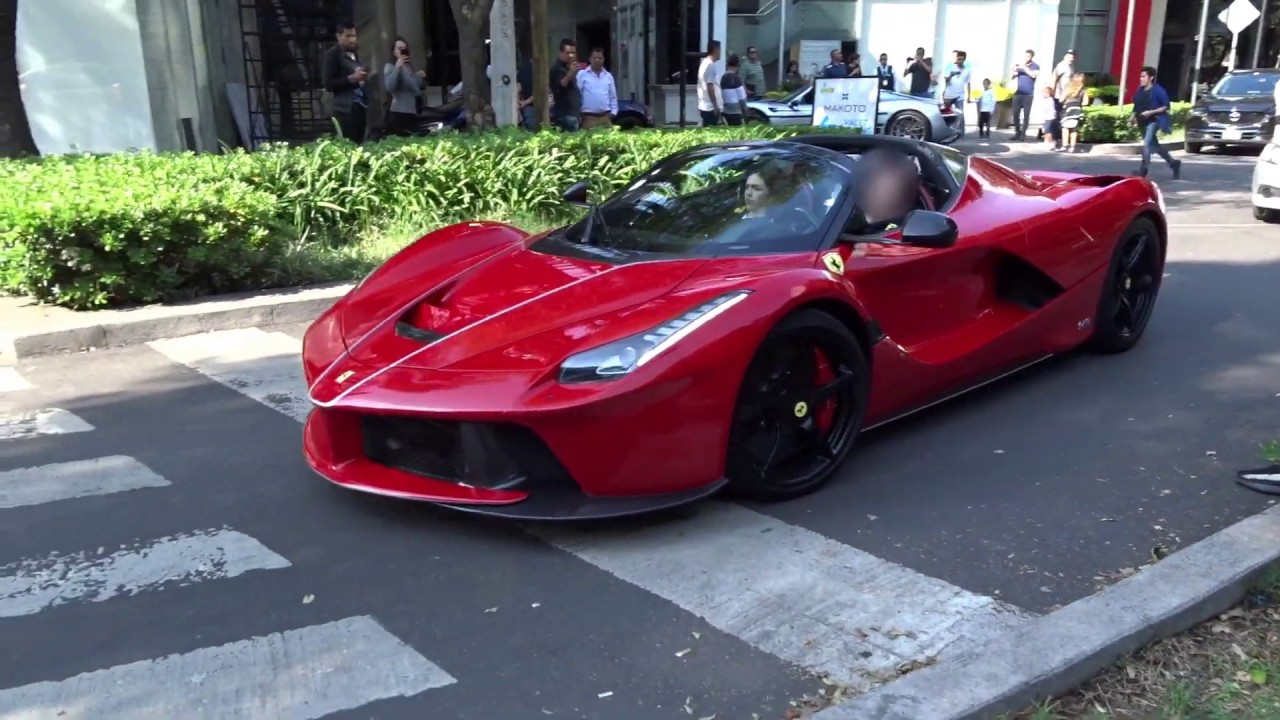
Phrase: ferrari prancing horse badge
[
  {"left": 336, "top": 370, "right": 355, "bottom": 384},
  {"left": 821, "top": 252, "right": 844, "bottom": 275}
]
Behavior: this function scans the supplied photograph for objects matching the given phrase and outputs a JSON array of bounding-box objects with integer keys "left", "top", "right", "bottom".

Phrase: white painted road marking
[
  {"left": 535, "top": 503, "right": 1033, "bottom": 690},
  {"left": 148, "top": 329, "right": 311, "bottom": 422},
  {"left": 0, "top": 615, "right": 456, "bottom": 719},
  {"left": 0, "top": 456, "right": 170, "bottom": 510},
  {"left": 156, "top": 328, "right": 1035, "bottom": 690},
  {"left": 0, "top": 368, "right": 34, "bottom": 392},
  {"left": 0, "top": 409, "right": 93, "bottom": 441},
  {"left": 0, "top": 528, "right": 290, "bottom": 619}
]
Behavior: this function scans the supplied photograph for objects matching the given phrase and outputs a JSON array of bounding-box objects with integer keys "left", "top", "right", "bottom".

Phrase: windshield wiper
[{"left": 581, "top": 202, "right": 613, "bottom": 246}]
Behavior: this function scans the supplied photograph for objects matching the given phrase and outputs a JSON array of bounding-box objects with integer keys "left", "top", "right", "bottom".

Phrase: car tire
[
  {"left": 616, "top": 114, "right": 643, "bottom": 130},
  {"left": 885, "top": 110, "right": 931, "bottom": 141},
  {"left": 1185, "top": 141, "right": 1202, "bottom": 154},
  {"left": 1254, "top": 206, "right": 1279, "bottom": 222},
  {"left": 1088, "top": 216, "right": 1164, "bottom": 355},
  {"left": 724, "top": 309, "right": 870, "bottom": 502},
  {"left": 746, "top": 111, "right": 770, "bottom": 125}
]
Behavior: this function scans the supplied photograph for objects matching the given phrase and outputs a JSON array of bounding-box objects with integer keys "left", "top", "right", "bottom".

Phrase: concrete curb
[
  {"left": 0, "top": 282, "right": 353, "bottom": 360},
  {"left": 813, "top": 501, "right": 1280, "bottom": 720}
]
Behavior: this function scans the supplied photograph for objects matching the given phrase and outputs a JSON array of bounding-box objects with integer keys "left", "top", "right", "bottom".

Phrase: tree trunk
[
  {"left": 448, "top": 0, "right": 496, "bottom": 129},
  {"left": 0, "top": 0, "right": 38, "bottom": 157},
  {"left": 530, "top": 0, "right": 549, "bottom": 128}
]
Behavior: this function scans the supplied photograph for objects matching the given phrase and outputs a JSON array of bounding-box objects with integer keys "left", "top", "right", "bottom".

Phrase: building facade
[{"left": 15, "top": 0, "right": 1176, "bottom": 156}]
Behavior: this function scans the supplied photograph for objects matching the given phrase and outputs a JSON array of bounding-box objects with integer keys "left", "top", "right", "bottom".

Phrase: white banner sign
[{"left": 811, "top": 77, "right": 880, "bottom": 133}]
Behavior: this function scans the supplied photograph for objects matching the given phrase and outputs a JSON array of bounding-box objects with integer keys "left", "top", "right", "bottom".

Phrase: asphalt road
[{"left": 0, "top": 145, "right": 1277, "bottom": 720}]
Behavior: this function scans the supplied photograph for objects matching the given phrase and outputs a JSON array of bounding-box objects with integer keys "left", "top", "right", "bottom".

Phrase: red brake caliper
[{"left": 813, "top": 348, "right": 837, "bottom": 432}]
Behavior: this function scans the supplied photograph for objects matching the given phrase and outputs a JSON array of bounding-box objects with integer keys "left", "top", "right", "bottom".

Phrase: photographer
[{"left": 904, "top": 48, "right": 932, "bottom": 99}]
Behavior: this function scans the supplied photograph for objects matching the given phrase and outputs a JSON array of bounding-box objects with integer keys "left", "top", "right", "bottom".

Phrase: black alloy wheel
[
  {"left": 1089, "top": 217, "right": 1163, "bottom": 354},
  {"left": 725, "top": 310, "right": 869, "bottom": 501}
]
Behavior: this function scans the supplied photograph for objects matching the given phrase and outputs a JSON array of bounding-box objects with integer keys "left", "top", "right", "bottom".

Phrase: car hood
[
  {"left": 1197, "top": 95, "right": 1276, "bottom": 113},
  {"left": 751, "top": 99, "right": 804, "bottom": 113},
  {"left": 342, "top": 245, "right": 710, "bottom": 370}
]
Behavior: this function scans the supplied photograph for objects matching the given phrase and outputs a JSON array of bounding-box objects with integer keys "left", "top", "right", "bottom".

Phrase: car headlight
[
  {"left": 1190, "top": 107, "right": 1207, "bottom": 116},
  {"left": 558, "top": 291, "right": 752, "bottom": 383}
]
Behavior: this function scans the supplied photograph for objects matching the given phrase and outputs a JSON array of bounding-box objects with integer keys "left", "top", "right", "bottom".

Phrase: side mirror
[
  {"left": 562, "top": 181, "right": 590, "bottom": 207},
  {"left": 900, "top": 210, "right": 958, "bottom": 248}
]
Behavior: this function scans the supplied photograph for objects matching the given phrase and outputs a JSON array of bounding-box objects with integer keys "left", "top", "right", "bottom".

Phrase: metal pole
[
  {"left": 777, "top": 0, "right": 787, "bottom": 87},
  {"left": 1192, "top": 0, "right": 1210, "bottom": 104},
  {"left": 643, "top": 0, "right": 652, "bottom": 106},
  {"left": 679, "top": 0, "right": 689, "bottom": 128},
  {"left": 1119, "top": 0, "right": 1136, "bottom": 104},
  {"left": 1254, "top": 0, "right": 1269, "bottom": 67}
]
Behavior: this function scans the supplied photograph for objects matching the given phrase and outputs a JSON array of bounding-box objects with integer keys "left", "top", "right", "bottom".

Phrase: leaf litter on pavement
[{"left": 1005, "top": 568, "right": 1280, "bottom": 719}]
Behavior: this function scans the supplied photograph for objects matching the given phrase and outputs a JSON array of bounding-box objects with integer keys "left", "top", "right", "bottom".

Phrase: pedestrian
[
  {"left": 904, "top": 48, "right": 932, "bottom": 98},
  {"left": 1058, "top": 73, "right": 1089, "bottom": 153},
  {"left": 720, "top": 54, "right": 748, "bottom": 125},
  {"left": 321, "top": 19, "right": 369, "bottom": 144},
  {"left": 1010, "top": 49, "right": 1039, "bottom": 141},
  {"left": 977, "top": 78, "right": 995, "bottom": 139},
  {"left": 875, "top": 53, "right": 895, "bottom": 92},
  {"left": 782, "top": 60, "right": 804, "bottom": 90},
  {"left": 1036, "top": 84, "right": 1060, "bottom": 149},
  {"left": 1129, "top": 66, "right": 1182, "bottom": 179},
  {"left": 382, "top": 37, "right": 425, "bottom": 137},
  {"left": 821, "top": 49, "right": 850, "bottom": 79},
  {"left": 1052, "top": 49, "right": 1075, "bottom": 101},
  {"left": 848, "top": 52, "right": 863, "bottom": 77},
  {"left": 740, "top": 46, "right": 766, "bottom": 99},
  {"left": 576, "top": 48, "right": 617, "bottom": 130},
  {"left": 550, "top": 39, "right": 582, "bottom": 132},
  {"left": 941, "top": 50, "right": 970, "bottom": 138},
  {"left": 697, "top": 40, "right": 724, "bottom": 126}
]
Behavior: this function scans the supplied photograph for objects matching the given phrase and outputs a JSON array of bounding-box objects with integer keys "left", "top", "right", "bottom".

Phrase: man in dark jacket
[{"left": 321, "top": 20, "right": 369, "bottom": 143}]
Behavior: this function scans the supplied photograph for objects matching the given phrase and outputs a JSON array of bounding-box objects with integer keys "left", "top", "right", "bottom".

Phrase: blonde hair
[{"left": 1065, "top": 73, "right": 1086, "bottom": 99}]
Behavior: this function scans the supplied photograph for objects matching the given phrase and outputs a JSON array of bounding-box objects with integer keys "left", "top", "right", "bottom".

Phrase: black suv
[{"left": 1184, "top": 69, "right": 1280, "bottom": 153}]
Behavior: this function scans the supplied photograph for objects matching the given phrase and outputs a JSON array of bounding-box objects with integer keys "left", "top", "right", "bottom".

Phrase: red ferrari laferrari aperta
[{"left": 302, "top": 134, "right": 1167, "bottom": 519}]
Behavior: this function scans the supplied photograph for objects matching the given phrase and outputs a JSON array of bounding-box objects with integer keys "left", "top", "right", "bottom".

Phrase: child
[
  {"left": 1035, "top": 84, "right": 1061, "bottom": 148},
  {"left": 977, "top": 79, "right": 995, "bottom": 139}
]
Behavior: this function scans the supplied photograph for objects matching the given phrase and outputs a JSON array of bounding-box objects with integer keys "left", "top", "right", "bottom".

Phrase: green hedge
[
  {"left": 0, "top": 109, "right": 1189, "bottom": 311},
  {"left": 0, "top": 126, "right": 837, "bottom": 310},
  {"left": 1079, "top": 102, "right": 1192, "bottom": 144}
]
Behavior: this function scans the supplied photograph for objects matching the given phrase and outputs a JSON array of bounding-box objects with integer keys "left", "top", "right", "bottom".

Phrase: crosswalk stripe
[
  {"left": 0, "top": 614, "right": 456, "bottom": 719},
  {"left": 534, "top": 504, "right": 1032, "bottom": 690},
  {"left": 0, "top": 528, "right": 291, "bottom": 619},
  {"left": 0, "top": 456, "right": 170, "bottom": 509},
  {"left": 148, "top": 329, "right": 311, "bottom": 422},
  {"left": 154, "top": 327, "right": 1034, "bottom": 689},
  {"left": 0, "top": 409, "right": 93, "bottom": 441},
  {"left": 0, "top": 368, "right": 34, "bottom": 392}
]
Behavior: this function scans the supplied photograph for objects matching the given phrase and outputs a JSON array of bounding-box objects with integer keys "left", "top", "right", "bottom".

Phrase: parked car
[
  {"left": 1251, "top": 135, "right": 1280, "bottom": 221},
  {"left": 1184, "top": 68, "right": 1280, "bottom": 154},
  {"left": 745, "top": 84, "right": 960, "bottom": 143}
]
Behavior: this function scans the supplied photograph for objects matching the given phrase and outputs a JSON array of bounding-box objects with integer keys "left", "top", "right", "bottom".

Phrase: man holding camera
[
  {"left": 904, "top": 48, "right": 932, "bottom": 99},
  {"left": 322, "top": 20, "right": 370, "bottom": 144}
]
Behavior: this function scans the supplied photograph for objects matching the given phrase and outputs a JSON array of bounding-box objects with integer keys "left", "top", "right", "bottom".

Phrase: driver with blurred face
[{"left": 857, "top": 148, "right": 921, "bottom": 232}]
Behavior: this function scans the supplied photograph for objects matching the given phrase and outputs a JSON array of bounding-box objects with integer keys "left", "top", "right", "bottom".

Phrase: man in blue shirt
[
  {"left": 1010, "top": 49, "right": 1039, "bottom": 141},
  {"left": 1129, "top": 66, "right": 1181, "bottom": 179}
]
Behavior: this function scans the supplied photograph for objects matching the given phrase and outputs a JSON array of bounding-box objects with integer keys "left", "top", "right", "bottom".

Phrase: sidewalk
[{"left": 950, "top": 128, "right": 1182, "bottom": 157}]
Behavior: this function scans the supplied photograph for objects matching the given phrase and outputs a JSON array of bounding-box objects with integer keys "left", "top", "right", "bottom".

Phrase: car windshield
[
  {"left": 782, "top": 85, "right": 813, "bottom": 104},
  {"left": 1212, "top": 72, "right": 1280, "bottom": 96},
  {"left": 531, "top": 145, "right": 852, "bottom": 263}
]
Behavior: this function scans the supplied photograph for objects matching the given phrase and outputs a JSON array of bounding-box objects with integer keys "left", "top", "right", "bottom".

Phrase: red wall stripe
[{"left": 1109, "top": 0, "right": 1155, "bottom": 98}]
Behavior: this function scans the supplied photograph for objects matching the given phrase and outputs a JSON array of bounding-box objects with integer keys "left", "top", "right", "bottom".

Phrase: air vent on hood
[{"left": 395, "top": 321, "right": 445, "bottom": 344}]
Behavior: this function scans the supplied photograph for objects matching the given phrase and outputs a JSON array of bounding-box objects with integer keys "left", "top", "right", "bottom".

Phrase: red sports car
[{"left": 302, "top": 134, "right": 1167, "bottom": 519}]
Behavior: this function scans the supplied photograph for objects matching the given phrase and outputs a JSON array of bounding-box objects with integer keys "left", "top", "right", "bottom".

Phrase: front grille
[
  {"left": 360, "top": 415, "right": 578, "bottom": 492},
  {"left": 1207, "top": 111, "right": 1268, "bottom": 124},
  {"left": 363, "top": 416, "right": 462, "bottom": 481}
]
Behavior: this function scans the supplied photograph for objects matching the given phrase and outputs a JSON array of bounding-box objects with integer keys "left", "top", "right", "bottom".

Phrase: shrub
[
  {"left": 0, "top": 125, "right": 837, "bottom": 309},
  {"left": 1079, "top": 102, "right": 1192, "bottom": 144}
]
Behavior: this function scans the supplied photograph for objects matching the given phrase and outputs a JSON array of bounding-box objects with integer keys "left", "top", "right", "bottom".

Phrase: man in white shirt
[
  {"left": 576, "top": 48, "right": 618, "bottom": 129},
  {"left": 941, "top": 50, "right": 971, "bottom": 138},
  {"left": 1052, "top": 49, "right": 1075, "bottom": 100},
  {"left": 697, "top": 40, "right": 723, "bottom": 126}
]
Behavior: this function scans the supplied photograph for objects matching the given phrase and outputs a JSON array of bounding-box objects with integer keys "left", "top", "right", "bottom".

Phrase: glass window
[
  {"left": 1211, "top": 71, "right": 1280, "bottom": 96},
  {"left": 532, "top": 146, "right": 852, "bottom": 263}
]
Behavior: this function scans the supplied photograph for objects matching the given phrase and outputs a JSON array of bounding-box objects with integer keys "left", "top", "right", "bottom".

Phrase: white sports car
[
  {"left": 1252, "top": 137, "right": 1280, "bottom": 222},
  {"left": 745, "top": 84, "right": 961, "bottom": 143}
]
